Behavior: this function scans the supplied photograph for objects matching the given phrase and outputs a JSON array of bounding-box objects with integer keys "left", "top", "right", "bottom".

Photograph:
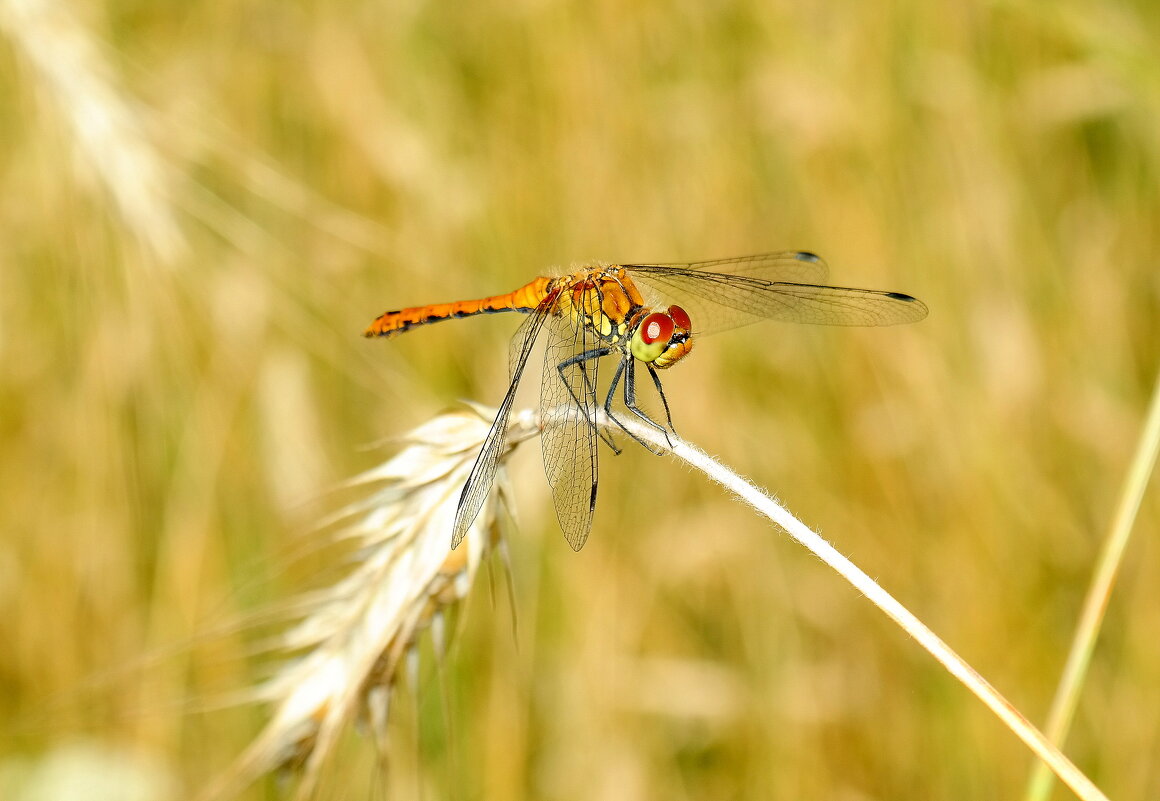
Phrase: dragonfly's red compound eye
[
  {"left": 668, "top": 304, "right": 691, "bottom": 331},
  {"left": 639, "top": 312, "right": 675, "bottom": 345}
]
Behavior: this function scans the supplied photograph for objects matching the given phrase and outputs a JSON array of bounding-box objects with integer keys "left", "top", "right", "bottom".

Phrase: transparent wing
[
  {"left": 625, "top": 252, "right": 927, "bottom": 334},
  {"left": 452, "top": 297, "right": 554, "bottom": 549},
  {"left": 540, "top": 305, "right": 601, "bottom": 552},
  {"left": 635, "top": 251, "right": 830, "bottom": 283}
]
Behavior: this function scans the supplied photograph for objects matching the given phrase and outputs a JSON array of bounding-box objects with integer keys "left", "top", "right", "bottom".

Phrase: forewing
[
  {"left": 626, "top": 252, "right": 927, "bottom": 333},
  {"left": 540, "top": 305, "right": 600, "bottom": 551},
  {"left": 633, "top": 251, "right": 830, "bottom": 283},
  {"left": 452, "top": 299, "right": 553, "bottom": 549}
]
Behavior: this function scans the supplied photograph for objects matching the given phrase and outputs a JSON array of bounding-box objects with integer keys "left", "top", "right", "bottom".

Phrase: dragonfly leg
[
  {"left": 621, "top": 358, "right": 674, "bottom": 451},
  {"left": 645, "top": 363, "right": 678, "bottom": 435},
  {"left": 600, "top": 357, "right": 665, "bottom": 456},
  {"left": 556, "top": 347, "right": 620, "bottom": 453}
]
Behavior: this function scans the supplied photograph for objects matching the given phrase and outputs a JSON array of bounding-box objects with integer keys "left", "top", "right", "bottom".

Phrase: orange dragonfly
[{"left": 366, "top": 252, "right": 927, "bottom": 551}]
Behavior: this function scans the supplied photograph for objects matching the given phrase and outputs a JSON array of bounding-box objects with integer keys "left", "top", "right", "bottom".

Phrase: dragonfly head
[{"left": 630, "top": 305, "right": 694, "bottom": 369}]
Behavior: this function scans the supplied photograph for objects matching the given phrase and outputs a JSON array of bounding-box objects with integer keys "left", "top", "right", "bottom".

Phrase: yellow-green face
[{"left": 630, "top": 305, "right": 694, "bottom": 368}]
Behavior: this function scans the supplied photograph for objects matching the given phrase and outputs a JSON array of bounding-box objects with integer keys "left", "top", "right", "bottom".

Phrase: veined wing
[
  {"left": 539, "top": 298, "right": 601, "bottom": 552},
  {"left": 625, "top": 252, "right": 927, "bottom": 333},
  {"left": 452, "top": 292, "right": 556, "bottom": 549},
  {"left": 631, "top": 251, "right": 831, "bottom": 284}
]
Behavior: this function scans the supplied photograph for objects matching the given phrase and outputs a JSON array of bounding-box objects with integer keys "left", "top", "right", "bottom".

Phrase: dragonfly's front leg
[
  {"left": 620, "top": 357, "right": 674, "bottom": 451},
  {"left": 644, "top": 362, "right": 677, "bottom": 436}
]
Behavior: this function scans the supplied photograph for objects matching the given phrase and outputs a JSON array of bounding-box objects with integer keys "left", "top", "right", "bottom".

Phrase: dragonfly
[{"left": 366, "top": 252, "right": 928, "bottom": 551}]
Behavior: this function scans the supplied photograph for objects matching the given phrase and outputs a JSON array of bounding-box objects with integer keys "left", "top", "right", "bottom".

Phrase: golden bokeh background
[{"left": 2, "top": 0, "right": 1158, "bottom": 798}]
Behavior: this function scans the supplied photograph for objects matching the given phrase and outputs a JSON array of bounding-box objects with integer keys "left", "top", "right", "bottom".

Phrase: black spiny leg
[
  {"left": 557, "top": 347, "right": 620, "bottom": 452},
  {"left": 600, "top": 357, "right": 665, "bottom": 456},
  {"left": 622, "top": 357, "right": 674, "bottom": 451},
  {"left": 645, "top": 363, "right": 677, "bottom": 435}
]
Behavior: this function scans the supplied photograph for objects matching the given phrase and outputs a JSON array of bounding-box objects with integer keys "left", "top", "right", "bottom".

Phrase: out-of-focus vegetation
[{"left": 2, "top": 0, "right": 1158, "bottom": 798}]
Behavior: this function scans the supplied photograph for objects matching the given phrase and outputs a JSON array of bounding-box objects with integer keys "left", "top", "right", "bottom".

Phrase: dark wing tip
[
  {"left": 885, "top": 292, "right": 929, "bottom": 323},
  {"left": 795, "top": 251, "right": 823, "bottom": 263}
]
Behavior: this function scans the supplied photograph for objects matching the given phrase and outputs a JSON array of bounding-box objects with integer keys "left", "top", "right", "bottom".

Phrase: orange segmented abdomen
[{"left": 364, "top": 276, "right": 556, "bottom": 337}]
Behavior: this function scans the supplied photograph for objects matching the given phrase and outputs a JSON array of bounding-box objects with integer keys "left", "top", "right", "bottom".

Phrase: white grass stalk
[
  {"left": 213, "top": 402, "right": 1107, "bottom": 801},
  {"left": 599, "top": 410, "right": 1109, "bottom": 801}
]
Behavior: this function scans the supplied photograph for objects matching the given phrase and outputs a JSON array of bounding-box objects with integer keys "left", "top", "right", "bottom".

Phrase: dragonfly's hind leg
[{"left": 556, "top": 347, "right": 620, "bottom": 453}]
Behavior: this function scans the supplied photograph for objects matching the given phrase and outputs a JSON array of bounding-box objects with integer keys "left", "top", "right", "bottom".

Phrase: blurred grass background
[{"left": 2, "top": 0, "right": 1159, "bottom": 798}]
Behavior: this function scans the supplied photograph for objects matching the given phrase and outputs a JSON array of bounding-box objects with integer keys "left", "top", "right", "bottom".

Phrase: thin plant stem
[
  {"left": 1023, "top": 366, "right": 1160, "bottom": 801},
  {"left": 598, "top": 411, "right": 1110, "bottom": 801}
]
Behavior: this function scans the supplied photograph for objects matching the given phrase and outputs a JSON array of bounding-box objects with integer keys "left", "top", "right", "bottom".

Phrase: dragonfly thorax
[{"left": 556, "top": 269, "right": 695, "bottom": 369}]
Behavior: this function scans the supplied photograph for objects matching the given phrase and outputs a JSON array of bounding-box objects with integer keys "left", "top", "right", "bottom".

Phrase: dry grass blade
[
  {"left": 197, "top": 404, "right": 537, "bottom": 801},
  {"left": 1024, "top": 366, "right": 1160, "bottom": 801}
]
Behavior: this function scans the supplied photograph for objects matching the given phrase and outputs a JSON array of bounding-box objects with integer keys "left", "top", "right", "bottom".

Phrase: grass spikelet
[{"left": 199, "top": 404, "right": 537, "bottom": 801}]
